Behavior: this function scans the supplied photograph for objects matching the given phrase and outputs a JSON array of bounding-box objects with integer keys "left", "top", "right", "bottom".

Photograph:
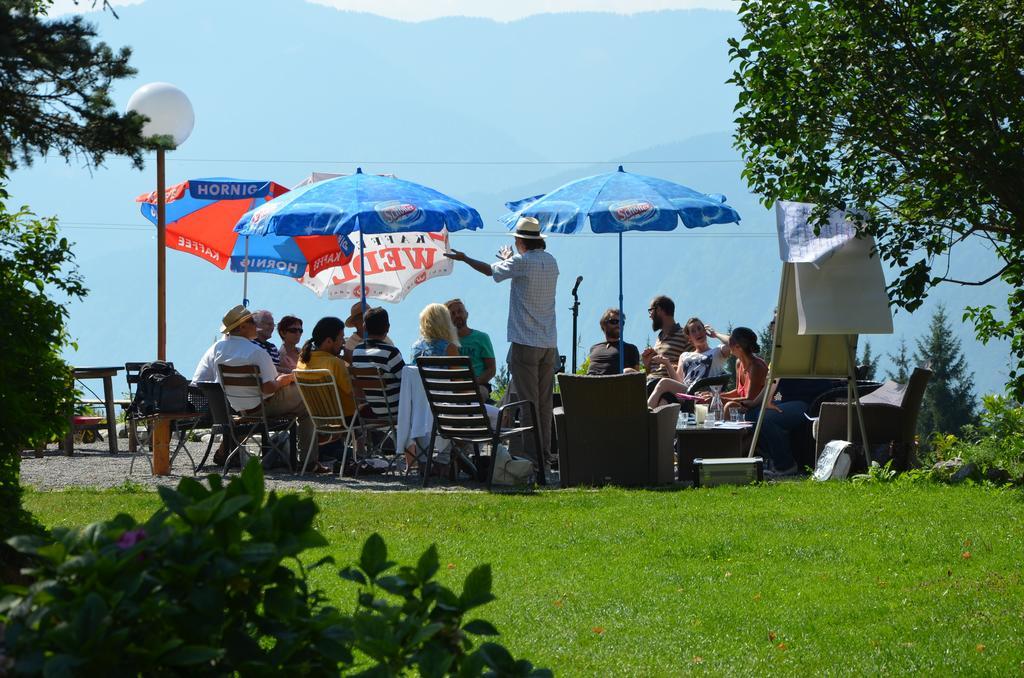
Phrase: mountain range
[{"left": 8, "top": 0, "right": 1011, "bottom": 398}]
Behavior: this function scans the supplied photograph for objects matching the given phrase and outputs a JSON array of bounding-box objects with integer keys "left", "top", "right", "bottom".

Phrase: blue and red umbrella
[
  {"left": 233, "top": 168, "right": 482, "bottom": 309},
  {"left": 136, "top": 178, "right": 355, "bottom": 295}
]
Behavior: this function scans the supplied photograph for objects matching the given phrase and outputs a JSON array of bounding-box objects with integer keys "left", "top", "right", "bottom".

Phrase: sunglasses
[
  {"left": 605, "top": 318, "right": 621, "bottom": 325},
  {"left": 285, "top": 327, "right": 303, "bottom": 333}
]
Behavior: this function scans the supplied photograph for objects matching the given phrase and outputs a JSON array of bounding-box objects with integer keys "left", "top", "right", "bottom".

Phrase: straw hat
[
  {"left": 511, "top": 216, "right": 546, "bottom": 240},
  {"left": 345, "top": 301, "right": 378, "bottom": 328},
  {"left": 220, "top": 305, "right": 254, "bottom": 333}
]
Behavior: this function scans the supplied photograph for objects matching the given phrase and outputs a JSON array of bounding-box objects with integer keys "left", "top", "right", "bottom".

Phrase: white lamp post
[{"left": 127, "top": 82, "right": 194, "bottom": 361}]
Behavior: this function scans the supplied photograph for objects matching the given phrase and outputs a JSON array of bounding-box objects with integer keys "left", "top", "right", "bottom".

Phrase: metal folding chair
[
  {"left": 416, "top": 356, "right": 545, "bottom": 489},
  {"left": 194, "top": 381, "right": 233, "bottom": 474},
  {"left": 216, "top": 364, "right": 297, "bottom": 473},
  {"left": 293, "top": 368, "right": 360, "bottom": 476},
  {"left": 349, "top": 365, "right": 400, "bottom": 467}
]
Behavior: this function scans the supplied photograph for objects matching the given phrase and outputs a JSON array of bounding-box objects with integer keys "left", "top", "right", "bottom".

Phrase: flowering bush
[{"left": 0, "top": 461, "right": 548, "bottom": 676}]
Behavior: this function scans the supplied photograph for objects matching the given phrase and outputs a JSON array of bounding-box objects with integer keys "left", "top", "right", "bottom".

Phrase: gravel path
[{"left": 20, "top": 440, "right": 557, "bottom": 493}]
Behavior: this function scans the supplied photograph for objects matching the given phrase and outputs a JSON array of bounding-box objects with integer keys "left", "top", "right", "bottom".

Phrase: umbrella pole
[
  {"left": 242, "top": 236, "right": 250, "bottom": 307},
  {"left": 359, "top": 222, "right": 367, "bottom": 317},
  {"left": 618, "top": 231, "right": 624, "bottom": 374}
]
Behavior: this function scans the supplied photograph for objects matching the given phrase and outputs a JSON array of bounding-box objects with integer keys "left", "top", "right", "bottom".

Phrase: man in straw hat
[
  {"left": 192, "top": 305, "right": 325, "bottom": 473},
  {"left": 445, "top": 216, "right": 559, "bottom": 472}
]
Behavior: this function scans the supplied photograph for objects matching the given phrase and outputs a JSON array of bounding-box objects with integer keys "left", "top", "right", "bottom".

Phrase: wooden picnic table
[{"left": 65, "top": 366, "right": 123, "bottom": 455}]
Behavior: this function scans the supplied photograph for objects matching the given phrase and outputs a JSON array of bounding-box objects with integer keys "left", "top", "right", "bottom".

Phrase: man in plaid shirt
[{"left": 445, "top": 216, "right": 559, "bottom": 471}]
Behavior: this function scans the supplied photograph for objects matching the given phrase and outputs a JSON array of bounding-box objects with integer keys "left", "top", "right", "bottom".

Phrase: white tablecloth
[
  {"left": 395, "top": 366, "right": 443, "bottom": 455},
  {"left": 395, "top": 365, "right": 498, "bottom": 459}
]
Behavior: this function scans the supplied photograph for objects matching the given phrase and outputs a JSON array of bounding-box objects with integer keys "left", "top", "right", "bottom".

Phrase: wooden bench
[{"left": 133, "top": 412, "right": 201, "bottom": 475}]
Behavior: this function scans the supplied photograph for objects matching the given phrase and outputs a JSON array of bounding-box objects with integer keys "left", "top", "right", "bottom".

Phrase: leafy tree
[
  {"left": 858, "top": 340, "right": 880, "bottom": 381},
  {"left": 914, "top": 305, "right": 977, "bottom": 439},
  {"left": 729, "top": 0, "right": 1024, "bottom": 399},
  {"left": 887, "top": 335, "right": 912, "bottom": 383},
  {"left": 0, "top": 201, "right": 85, "bottom": 572},
  {"left": 0, "top": 0, "right": 147, "bottom": 574}
]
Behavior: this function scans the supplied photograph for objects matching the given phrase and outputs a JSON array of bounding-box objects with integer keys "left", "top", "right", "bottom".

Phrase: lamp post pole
[
  {"left": 156, "top": 147, "right": 167, "bottom": 360},
  {"left": 127, "top": 81, "right": 193, "bottom": 361}
]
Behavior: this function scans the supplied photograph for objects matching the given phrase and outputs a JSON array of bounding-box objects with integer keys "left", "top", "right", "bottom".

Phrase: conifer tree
[
  {"left": 914, "top": 305, "right": 977, "bottom": 439},
  {"left": 758, "top": 322, "right": 774, "bottom": 365},
  {"left": 887, "top": 336, "right": 912, "bottom": 382},
  {"left": 858, "top": 340, "right": 880, "bottom": 381}
]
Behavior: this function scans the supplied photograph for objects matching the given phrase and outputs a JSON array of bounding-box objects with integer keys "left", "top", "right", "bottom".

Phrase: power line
[
  {"left": 166, "top": 158, "right": 742, "bottom": 166},
  {"left": 55, "top": 221, "right": 776, "bottom": 238}
]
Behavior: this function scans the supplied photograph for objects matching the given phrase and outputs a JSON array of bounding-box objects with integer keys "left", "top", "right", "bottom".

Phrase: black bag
[{"left": 128, "top": 361, "right": 190, "bottom": 416}]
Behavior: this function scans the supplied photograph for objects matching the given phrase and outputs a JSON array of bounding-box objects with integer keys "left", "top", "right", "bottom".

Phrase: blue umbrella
[
  {"left": 234, "top": 168, "right": 483, "bottom": 311},
  {"left": 502, "top": 166, "right": 741, "bottom": 372}
]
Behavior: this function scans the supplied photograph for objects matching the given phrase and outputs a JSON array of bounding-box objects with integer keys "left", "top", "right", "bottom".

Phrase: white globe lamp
[
  {"left": 127, "top": 82, "right": 194, "bottom": 362},
  {"left": 126, "top": 82, "right": 194, "bottom": 147}
]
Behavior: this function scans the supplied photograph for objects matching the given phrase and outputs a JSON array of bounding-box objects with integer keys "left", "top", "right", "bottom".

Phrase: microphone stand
[{"left": 570, "top": 276, "right": 583, "bottom": 373}]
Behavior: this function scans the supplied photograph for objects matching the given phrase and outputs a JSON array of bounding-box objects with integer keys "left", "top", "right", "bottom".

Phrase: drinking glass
[{"left": 694, "top": 404, "right": 708, "bottom": 426}]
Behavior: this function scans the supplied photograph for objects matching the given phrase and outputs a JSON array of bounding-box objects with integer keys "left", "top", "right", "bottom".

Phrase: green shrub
[
  {"left": 0, "top": 461, "right": 548, "bottom": 676},
  {"left": 926, "top": 395, "right": 1024, "bottom": 482}
]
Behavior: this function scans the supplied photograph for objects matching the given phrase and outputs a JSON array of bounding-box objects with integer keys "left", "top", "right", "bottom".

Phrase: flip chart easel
[{"left": 748, "top": 203, "right": 894, "bottom": 468}]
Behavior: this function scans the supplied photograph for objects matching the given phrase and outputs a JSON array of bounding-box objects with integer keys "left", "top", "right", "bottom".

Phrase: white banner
[{"left": 298, "top": 231, "right": 451, "bottom": 303}]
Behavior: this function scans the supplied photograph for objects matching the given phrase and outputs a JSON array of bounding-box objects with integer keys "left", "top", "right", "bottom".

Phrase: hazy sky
[{"left": 50, "top": 0, "right": 737, "bottom": 21}]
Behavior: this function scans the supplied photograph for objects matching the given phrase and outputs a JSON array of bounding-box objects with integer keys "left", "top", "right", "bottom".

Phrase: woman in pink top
[
  {"left": 276, "top": 315, "right": 304, "bottom": 374},
  {"left": 720, "top": 327, "right": 768, "bottom": 418}
]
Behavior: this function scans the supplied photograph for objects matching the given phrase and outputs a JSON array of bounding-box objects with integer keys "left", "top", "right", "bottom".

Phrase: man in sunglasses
[{"left": 586, "top": 308, "right": 640, "bottom": 375}]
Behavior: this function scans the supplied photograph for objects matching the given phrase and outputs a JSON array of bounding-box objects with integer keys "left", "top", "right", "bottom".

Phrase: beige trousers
[{"left": 507, "top": 343, "right": 557, "bottom": 462}]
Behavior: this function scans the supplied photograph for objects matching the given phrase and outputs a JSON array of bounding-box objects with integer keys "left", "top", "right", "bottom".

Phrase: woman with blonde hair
[{"left": 410, "top": 302, "right": 460, "bottom": 363}]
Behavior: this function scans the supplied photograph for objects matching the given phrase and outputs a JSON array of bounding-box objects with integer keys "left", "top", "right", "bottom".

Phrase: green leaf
[
  {"left": 156, "top": 486, "right": 188, "bottom": 517},
  {"left": 6, "top": 534, "right": 48, "bottom": 556},
  {"left": 460, "top": 564, "right": 495, "bottom": 611},
  {"left": 240, "top": 457, "right": 265, "bottom": 507},
  {"left": 359, "top": 533, "right": 394, "bottom": 579},
  {"left": 212, "top": 495, "right": 252, "bottom": 523},
  {"left": 73, "top": 592, "right": 107, "bottom": 644},
  {"left": 340, "top": 566, "right": 367, "bottom": 585},
  {"left": 463, "top": 619, "right": 499, "bottom": 636},
  {"left": 263, "top": 585, "right": 297, "bottom": 619},
  {"left": 416, "top": 544, "right": 440, "bottom": 582},
  {"left": 411, "top": 622, "right": 445, "bottom": 646},
  {"left": 416, "top": 642, "right": 455, "bottom": 678},
  {"left": 375, "top": 574, "right": 414, "bottom": 596},
  {"left": 310, "top": 555, "right": 335, "bottom": 570},
  {"left": 477, "top": 642, "right": 517, "bottom": 673},
  {"left": 183, "top": 495, "right": 223, "bottom": 525},
  {"left": 175, "top": 476, "right": 209, "bottom": 501}
]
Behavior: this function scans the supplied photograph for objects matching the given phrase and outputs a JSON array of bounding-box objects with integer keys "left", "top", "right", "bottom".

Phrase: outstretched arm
[{"left": 444, "top": 249, "right": 495, "bottom": 277}]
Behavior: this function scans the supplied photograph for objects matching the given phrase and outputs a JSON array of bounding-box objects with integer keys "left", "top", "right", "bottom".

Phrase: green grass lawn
[{"left": 24, "top": 483, "right": 1024, "bottom": 675}]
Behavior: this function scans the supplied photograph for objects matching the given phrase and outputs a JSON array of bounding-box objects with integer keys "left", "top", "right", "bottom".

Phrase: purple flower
[{"left": 117, "top": 528, "right": 147, "bottom": 549}]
